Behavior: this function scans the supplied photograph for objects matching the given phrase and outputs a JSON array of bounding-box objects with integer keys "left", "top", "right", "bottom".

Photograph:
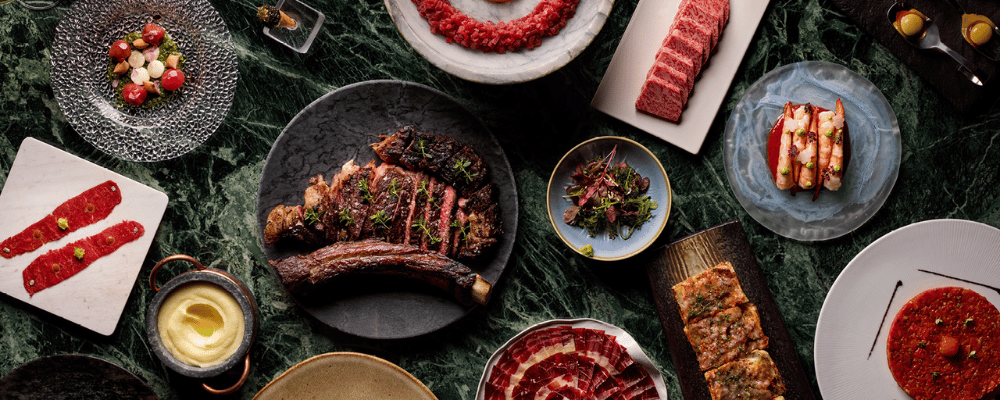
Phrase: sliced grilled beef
[
  {"left": 453, "top": 183, "right": 500, "bottom": 260},
  {"left": 336, "top": 161, "right": 375, "bottom": 241},
  {"left": 370, "top": 125, "right": 413, "bottom": 164},
  {"left": 417, "top": 177, "right": 447, "bottom": 250},
  {"left": 372, "top": 126, "right": 488, "bottom": 197},
  {"left": 399, "top": 131, "right": 464, "bottom": 174},
  {"left": 267, "top": 131, "right": 501, "bottom": 264},
  {"left": 402, "top": 171, "right": 430, "bottom": 245},
  {"left": 440, "top": 145, "right": 488, "bottom": 197}
]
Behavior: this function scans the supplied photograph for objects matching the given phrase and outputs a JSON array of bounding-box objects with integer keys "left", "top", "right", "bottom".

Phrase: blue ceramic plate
[
  {"left": 546, "top": 136, "right": 671, "bottom": 261},
  {"left": 723, "top": 61, "right": 901, "bottom": 241}
]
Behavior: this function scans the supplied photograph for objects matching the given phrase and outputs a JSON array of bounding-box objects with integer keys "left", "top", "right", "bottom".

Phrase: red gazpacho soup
[{"left": 886, "top": 286, "right": 1000, "bottom": 399}]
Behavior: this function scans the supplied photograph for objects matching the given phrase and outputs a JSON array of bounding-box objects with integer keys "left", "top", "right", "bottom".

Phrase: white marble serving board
[
  {"left": 591, "top": 0, "right": 770, "bottom": 154},
  {"left": 0, "top": 138, "right": 167, "bottom": 336}
]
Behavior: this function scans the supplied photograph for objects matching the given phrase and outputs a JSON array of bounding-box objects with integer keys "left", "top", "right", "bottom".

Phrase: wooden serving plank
[
  {"left": 645, "top": 219, "right": 817, "bottom": 400},
  {"left": 830, "top": 0, "right": 999, "bottom": 115}
]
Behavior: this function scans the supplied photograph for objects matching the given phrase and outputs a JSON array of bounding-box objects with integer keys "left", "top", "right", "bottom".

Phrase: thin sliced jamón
[
  {"left": 22, "top": 220, "right": 145, "bottom": 296},
  {"left": 2, "top": 180, "right": 122, "bottom": 259}
]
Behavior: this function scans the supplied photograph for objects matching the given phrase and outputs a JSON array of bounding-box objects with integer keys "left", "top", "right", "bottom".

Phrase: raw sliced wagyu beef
[{"left": 635, "top": 0, "right": 730, "bottom": 122}]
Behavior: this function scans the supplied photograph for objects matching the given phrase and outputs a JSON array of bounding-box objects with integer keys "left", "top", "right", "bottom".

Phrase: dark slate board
[
  {"left": 830, "top": 0, "right": 999, "bottom": 115},
  {"left": 645, "top": 220, "right": 817, "bottom": 400}
]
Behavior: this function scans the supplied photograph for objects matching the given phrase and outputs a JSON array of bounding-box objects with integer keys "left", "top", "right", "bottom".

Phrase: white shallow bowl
[{"left": 385, "top": 0, "right": 614, "bottom": 84}]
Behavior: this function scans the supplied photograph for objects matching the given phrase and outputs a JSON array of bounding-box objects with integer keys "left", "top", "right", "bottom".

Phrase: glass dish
[
  {"left": 723, "top": 61, "right": 901, "bottom": 241},
  {"left": 50, "top": 0, "right": 238, "bottom": 162},
  {"left": 262, "top": 0, "right": 325, "bottom": 53}
]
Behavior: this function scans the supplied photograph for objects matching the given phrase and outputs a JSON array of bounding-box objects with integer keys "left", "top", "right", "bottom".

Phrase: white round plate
[
  {"left": 723, "top": 61, "right": 901, "bottom": 241},
  {"left": 384, "top": 0, "right": 613, "bottom": 84},
  {"left": 814, "top": 219, "right": 1000, "bottom": 398}
]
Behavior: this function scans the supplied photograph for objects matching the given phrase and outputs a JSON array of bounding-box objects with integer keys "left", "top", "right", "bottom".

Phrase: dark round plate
[
  {"left": 0, "top": 354, "right": 159, "bottom": 399},
  {"left": 256, "top": 80, "right": 517, "bottom": 339}
]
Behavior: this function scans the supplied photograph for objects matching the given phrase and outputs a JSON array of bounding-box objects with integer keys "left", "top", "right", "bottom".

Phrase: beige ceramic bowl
[{"left": 254, "top": 352, "right": 437, "bottom": 400}]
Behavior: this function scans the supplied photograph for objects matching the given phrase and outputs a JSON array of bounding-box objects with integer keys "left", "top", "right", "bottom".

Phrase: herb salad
[{"left": 562, "top": 145, "right": 657, "bottom": 239}]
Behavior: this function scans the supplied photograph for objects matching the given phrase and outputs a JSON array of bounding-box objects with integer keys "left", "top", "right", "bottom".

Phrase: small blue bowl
[{"left": 546, "top": 136, "right": 671, "bottom": 261}]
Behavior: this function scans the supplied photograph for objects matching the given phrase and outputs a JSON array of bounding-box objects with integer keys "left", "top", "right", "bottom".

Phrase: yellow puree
[{"left": 157, "top": 282, "right": 245, "bottom": 368}]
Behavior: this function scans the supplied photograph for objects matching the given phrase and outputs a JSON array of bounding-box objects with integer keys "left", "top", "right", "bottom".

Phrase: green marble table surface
[{"left": 2, "top": 0, "right": 1000, "bottom": 398}]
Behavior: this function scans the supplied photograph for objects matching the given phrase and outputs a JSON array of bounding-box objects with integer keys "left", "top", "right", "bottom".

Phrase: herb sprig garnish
[{"left": 562, "top": 145, "right": 657, "bottom": 239}]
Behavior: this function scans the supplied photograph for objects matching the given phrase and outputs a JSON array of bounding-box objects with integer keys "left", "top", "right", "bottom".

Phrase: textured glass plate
[
  {"left": 384, "top": 0, "right": 613, "bottom": 84},
  {"left": 50, "top": 0, "right": 238, "bottom": 162},
  {"left": 723, "top": 61, "right": 901, "bottom": 241},
  {"left": 546, "top": 136, "right": 671, "bottom": 261},
  {"left": 815, "top": 219, "right": 1000, "bottom": 399}
]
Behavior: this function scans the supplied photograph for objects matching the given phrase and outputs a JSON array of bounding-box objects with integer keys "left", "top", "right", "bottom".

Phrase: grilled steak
[
  {"left": 270, "top": 239, "right": 492, "bottom": 306},
  {"left": 265, "top": 130, "right": 501, "bottom": 267},
  {"left": 372, "top": 126, "right": 488, "bottom": 197}
]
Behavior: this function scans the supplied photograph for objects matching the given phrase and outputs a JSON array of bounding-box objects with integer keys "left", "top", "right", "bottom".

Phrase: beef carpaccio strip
[
  {"left": 485, "top": 325, "right": 659, "bottom": 400},
  {"left": 22, "top": 220, "right": 145, "bottom": 296},
  {"left": 1, "top": 180, "right": 122, "bottom": 259}
]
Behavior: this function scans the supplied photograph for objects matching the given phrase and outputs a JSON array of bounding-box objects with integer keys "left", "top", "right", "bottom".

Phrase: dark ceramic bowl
[{"left": 145, "top": 255, "right": 258, "bottom": 392}]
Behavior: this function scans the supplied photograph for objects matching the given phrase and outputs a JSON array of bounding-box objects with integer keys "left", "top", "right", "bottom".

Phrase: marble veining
[{"left": 2, "top": 0, "right": 1000, "bottom": 399}]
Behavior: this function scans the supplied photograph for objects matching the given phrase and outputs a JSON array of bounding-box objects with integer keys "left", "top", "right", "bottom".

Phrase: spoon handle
[{"left": 935, "top": 44, "right": 985, "bottom": 86}]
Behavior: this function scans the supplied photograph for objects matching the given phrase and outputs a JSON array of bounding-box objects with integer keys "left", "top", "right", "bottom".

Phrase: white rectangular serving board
[
  {"left": 0, "top": 138, "right": 168, "bottom": 336},
  {"left": 591, "top": 0, "right": 770, "bottom": 154}
]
